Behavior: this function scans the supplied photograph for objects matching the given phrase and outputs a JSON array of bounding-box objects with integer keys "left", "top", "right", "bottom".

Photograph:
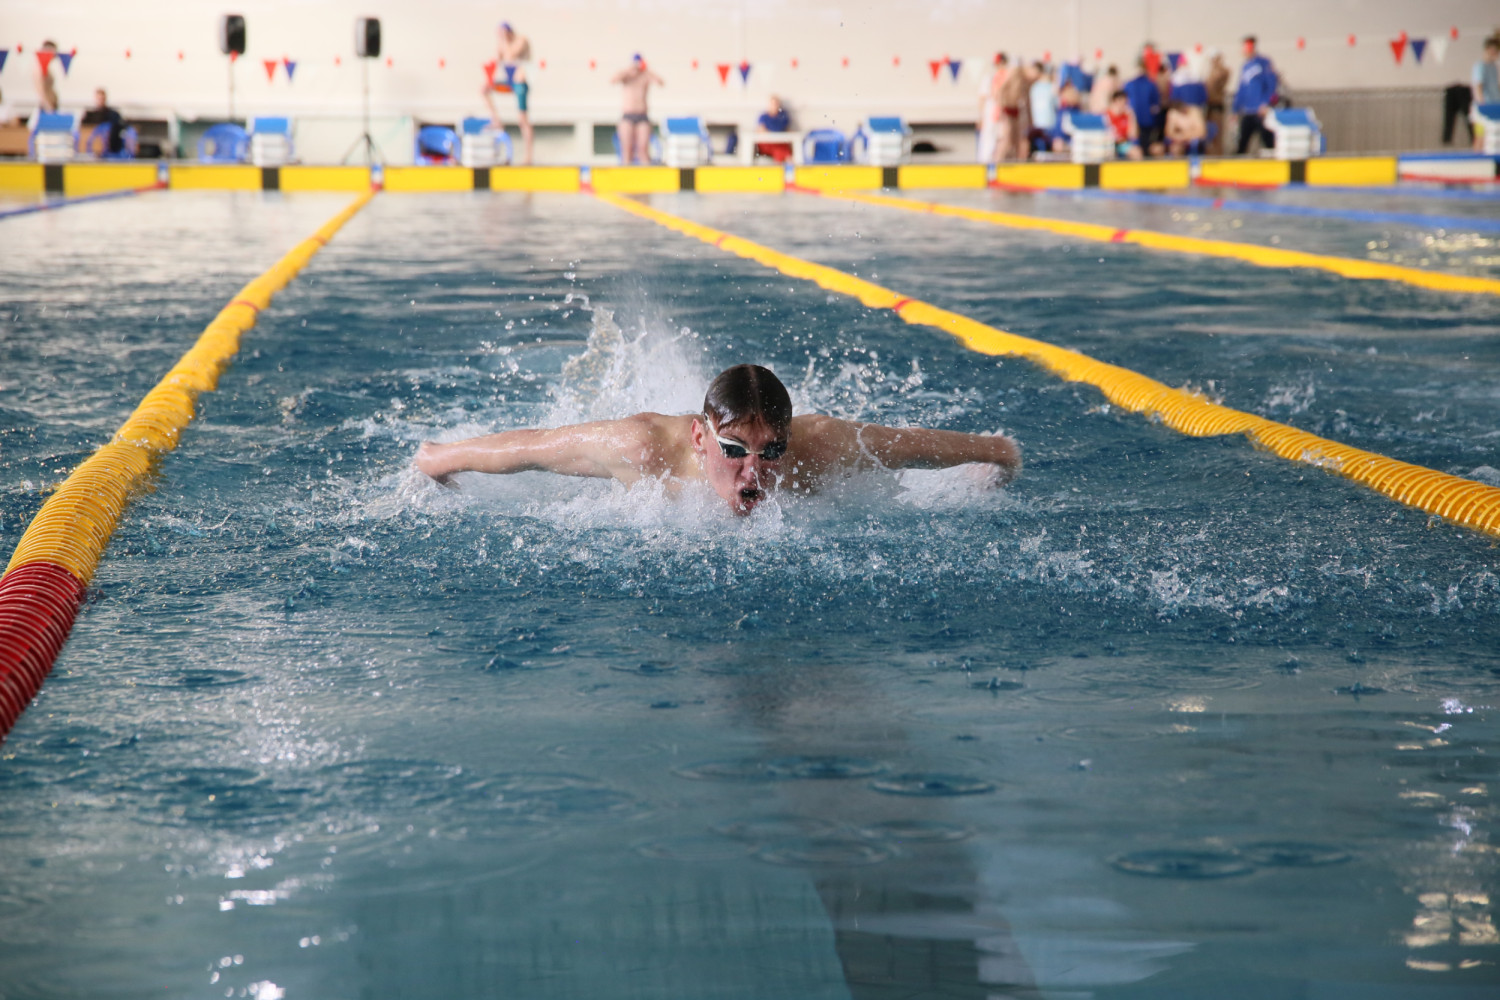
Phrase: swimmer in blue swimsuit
[
  {"left": 482, "top": 21, "right": 534, "bottom": 164},
  {"left": 416, "top": 365, "right": 1021, "bottom": 516}
]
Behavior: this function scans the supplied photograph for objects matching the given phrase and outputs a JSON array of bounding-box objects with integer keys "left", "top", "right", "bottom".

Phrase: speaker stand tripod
[{"left": 342, "top": 56, "right": 383, "bottom": 164}]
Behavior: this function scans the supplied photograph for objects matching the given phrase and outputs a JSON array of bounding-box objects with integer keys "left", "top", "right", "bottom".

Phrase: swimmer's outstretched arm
[
  {"left": 797, "top": 415, "right": 1021, "bottom": 483},
  {"left": 415, "top": 417, "right": 665, "bottom": 485}
]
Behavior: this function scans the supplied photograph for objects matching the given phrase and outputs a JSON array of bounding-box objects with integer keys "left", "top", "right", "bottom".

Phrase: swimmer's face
[{"left": 693, "top": 416, "right": 786, "bottom": 516}]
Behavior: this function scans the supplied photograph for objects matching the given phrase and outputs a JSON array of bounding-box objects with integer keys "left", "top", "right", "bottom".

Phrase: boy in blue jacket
[{"left": 1234, "top": 35, "right": 1279, "bottom": 154}]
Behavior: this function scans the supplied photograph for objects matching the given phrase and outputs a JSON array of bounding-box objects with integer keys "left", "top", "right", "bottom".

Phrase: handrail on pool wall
[
  {"left": 592, "top": 190, "right": 1500, "bottom": 544},
  {"left": 0, "top": 189, "right": 376, "bottom": 742}
]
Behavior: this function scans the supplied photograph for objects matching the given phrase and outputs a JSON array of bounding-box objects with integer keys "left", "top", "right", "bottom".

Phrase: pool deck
[{"left": 1, "top": 152, "right": 1496, "bottom": 196}]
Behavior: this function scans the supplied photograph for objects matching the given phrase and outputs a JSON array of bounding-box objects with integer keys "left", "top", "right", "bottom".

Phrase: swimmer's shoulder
[{"left": 613, "top": 412, "right": 693, "bottom": 475}]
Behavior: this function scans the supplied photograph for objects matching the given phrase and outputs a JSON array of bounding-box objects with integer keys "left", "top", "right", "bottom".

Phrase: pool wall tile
[
  {"left": 486, "top": 166, "right": 583, "bottom": 192},
  {"left": 382, "top": 166, "right": 478, "bottom": 192},
  {"left": 1306, "top": 157, "right": 1399, "bottom": 186},
  {"left": 793, "top": 166, "right": 884, "bottom": 191},
  {"left": 168, "top": 164, "right": 263, "bottom": 190},
  {"left": 60, "top": 164, "right": 159, "bottom": 197},
  {"left": 993, "top": 163, "right": 1085, "bottom": 189},
  {"left": 897, "top": 164, "right": 987, "bottom": 189},
  {"left": 278, "top": 166, "right": 374, "bottom": 192},
  {"left": 1100, "top": 160, "right": 1192, "bottom": 190},
  {"left": 1196, "top": 159, "right": 1291, "bottom": 186},
  {"left": 694, "top": 166, "right": 785, "bottom": 193},
  {"left": 0, "top": 163, "right": 45, "bottom": 193}
]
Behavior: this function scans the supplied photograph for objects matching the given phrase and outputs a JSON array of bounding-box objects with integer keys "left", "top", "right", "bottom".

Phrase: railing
[{"left": 1291, "top": 87, "right": 1456, "bottom": 154}]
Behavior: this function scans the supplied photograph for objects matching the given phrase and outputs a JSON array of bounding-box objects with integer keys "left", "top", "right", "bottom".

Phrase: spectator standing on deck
[
  {"left": 34, "top": 41, "right": 60, "bottom": 114},
  {"left": 612, "top": 54, "right": 663, "bottom": 165},
  {"left": 1234, "top": 35, "right": 1278, "bottom": 154},
  {"left": 483, "top": 21, "right": 534, "bottom": 165},
  {"left": 1123, "top": 57, "right": 1162, "bottom": 155},
  {"left": 1029, "top": 63, "right": 1059, "bottom": 155},
  {"left": 1089, "top": 65, "right": 1119, "bottom": 114},
  {"left": 1204, "top": 48, "right": 1230, "bottom": 155},
  {"left": 995, "top": 60, "right": 1037, "bottom": 162},
  {"left": 1472, "top": 35, "right": 1500, "bottom": 151},
  {"left": 977, "top": 54, "right": 1007, "bottom": 164}
]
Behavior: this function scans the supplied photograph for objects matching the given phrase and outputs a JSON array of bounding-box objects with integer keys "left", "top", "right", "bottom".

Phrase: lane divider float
[
  {"left": 0, "top": 189, "right": 375, "bottom": 741},
  {"left": 814, "top": 188, "right": 1500, "bottom": 298},
  {"left": 0, "top": 181, "right": 167, "bottom": 222},
  {"left": 593, "top": 190, "right": 1500, "bottom": 541}
]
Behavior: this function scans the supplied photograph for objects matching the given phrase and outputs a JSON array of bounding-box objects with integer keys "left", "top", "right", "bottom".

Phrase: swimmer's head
[
  {"left": 499, "top": 21, "right": 513, "bottom": 35},
  {"left": 695, "top": 365, "right": 792, "bottom": 516}
]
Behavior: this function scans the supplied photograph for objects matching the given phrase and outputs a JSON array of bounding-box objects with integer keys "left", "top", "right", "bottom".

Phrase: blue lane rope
[
  {"left": 0, "top": 184, "right": 161, "bottom": 222},
  {"left": 1067, "top": 188, "right": 1500, "bottom": 233}
]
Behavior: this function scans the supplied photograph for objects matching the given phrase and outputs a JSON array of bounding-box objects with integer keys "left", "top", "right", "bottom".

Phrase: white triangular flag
[
  {"left": 966, "top": 55, "right": 987, "bottom": 83},
  {"left": 1429, "top": 36, "right": 1448, "bottom": 64}
]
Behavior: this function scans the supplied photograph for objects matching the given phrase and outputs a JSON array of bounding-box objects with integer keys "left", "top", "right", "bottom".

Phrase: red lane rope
[{"left": 0, "top": 563, "right": 87, "bottom": 736}]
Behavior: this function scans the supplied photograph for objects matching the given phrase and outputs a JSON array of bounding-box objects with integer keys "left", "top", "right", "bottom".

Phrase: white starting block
[
  {"left": 459, "top": 117, "right": 513, "bottom": 167},
  {"left": 1474, "top": 103, "right": 1500, "bottom": 156},
  {"left": 1265, "top": 108, "right": 1322, "bottom": 160},
  {"left": 851, "top": 117, "right": 911, "bottom": 166},
  {"left": 30, "top": 112, "right": 78, "bottom": 164},
  {"left": 1063, "top": 111, "right": 1112, "bottom": 164},
  {"left": 249, "top": 117, "right": 294, "bottom": 167},
  {"left": 662, "top": 117, "right": 712, "bottom": 167}
]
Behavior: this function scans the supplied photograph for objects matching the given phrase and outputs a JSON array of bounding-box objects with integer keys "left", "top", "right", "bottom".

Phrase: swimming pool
[{"left": 2, "top": 187, "right": 1498, "bottom": 998}]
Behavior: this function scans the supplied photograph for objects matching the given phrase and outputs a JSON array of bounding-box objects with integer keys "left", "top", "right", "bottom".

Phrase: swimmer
[
  {"left": 414, "top": 364, "right": 1021, "bottom": 516},
  {"left": 482, "top": 20, "right": 534, "bottom": 164},
  {"left": 612, "top": 54, "right": 663, "bottom": 164}
]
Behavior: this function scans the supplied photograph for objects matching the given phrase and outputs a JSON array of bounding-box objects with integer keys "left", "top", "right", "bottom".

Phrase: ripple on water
[
  {"left": 484, "top": 772, "right": 648, "bottom": 824},
  {"left": 1108, "top": 848, "right": 1255, "bottom": 879},
  {"left": 869, "top": 773, "right": 995, "bottom": 797},
  {"left": 132, "top": 766, "right": 305, "bottom": 828},
  {"left": 856, "top": 819, "right": 973, "bottom": 844},
  {"left": 1055, "top": 724, "right": 1176, "bottom": 743},
  {"left": 547, "top": 741, "right": 666, "bottom": 761},
  {"left": 1239, "top": 841, "right": 1352, "bottom": 868},
  {"left": 634, "top": 835, "right": 753, "bottom": 862},
  {"left": 755, "top": 836, "right": 897, "bottom": 867},
  {"left": 1028, "top": 684, "right": 1145, "bottom": 706},
  {"left": 134, "top": 668, "right": 257, "bottom": 689},
  {"left": 713, "top": 815, "right": 841, "bottom": 841},
  {"left": 675, "top": 755, "right": 888, "bottom": 782},
  {"left": 609, "top": 662, "right": 679, "bottom": 677},
  {"left": 318, "top": 759, "right": 479, "bottom": 810}
]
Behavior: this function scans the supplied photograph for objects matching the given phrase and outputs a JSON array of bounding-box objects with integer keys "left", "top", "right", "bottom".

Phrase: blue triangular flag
[
  {"left": 1166, "top": 51, "right": 1182, "bottom": 71},
  {"left": 947, "top": 57, "right": 962, "bottom": 81},
  {"left": 1410, "top": 38, "right": 1426, "bottom": 63},
  {"left": 57, "top": 51, "right": 74, "bottom": 75},
  {"left": 283, "top": 58, "right": 297, "bottom": 81},
  {"left": 738, "top": 60, "right": 751, "bottom": 85},
  {"left": 0, "top": 50, "right": 8, "bottom": 73}
]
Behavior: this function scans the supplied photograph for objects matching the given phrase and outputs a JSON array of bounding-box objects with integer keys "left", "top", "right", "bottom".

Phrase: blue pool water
[{"left": 2, "top": 188, "right": 1499, "bottom": 998}]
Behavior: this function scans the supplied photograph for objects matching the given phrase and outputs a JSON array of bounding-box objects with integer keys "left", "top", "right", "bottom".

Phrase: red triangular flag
[
  {"left": 1043, "top": 50, "right": 1052, "bottom": 63},
  {"left": 1347, "top": 35, "right": 1356, "bottom": 47},
  {"left": 58, "top": 50, "right": 74, "bottom": 75},
  {"left": 334, "top": 55, "right": 342, "bottom": 66},
  {"left": 124, "top": 48, "right": 131, "bottom": 59},
  {"left": 691, "top": 58, "right": 699, "bottom": 69},
  {"left": 538, "top": 59, "right": 546, "bottom": 69},
  {"left": 841, "top": 56, "right": 849, "bottom": 68},
  {"left": 229, "top": 50, "right": 239, "bottom": 63},
  {"left": 928, "top": 58, "right": 942, "bottom": 81},
  {"left": 178, "top": 50, "right": 184, "bottom": 60},
  {"left": 36, "top": 49, "right": 54, "bottom": 74},
  {"left": 892, "top": 55, "right": 900, "bottom": 67},
  {"left": 1296, "top": 37, "right": 1305, "bottom": 51},
  {"left": 1389, "top": 37, "right": 1405, "bottom": 64},
  {"left": 385, "top": 56, "right": 393, "bottom": 67},
  {"left": 588, "top": 58, "right": 596, "bottom": 70},
  {"left": 263, "top": 58, "right": 278, "bottom": 80},
  {"left": 437, "top": 58, "right": 445, "bottom": 69},
  {"left": 1450, "top": 27, "right": 1459, "bottom": 40},
  {"left": 716, "top": 62, "right": 730, "bottom": 85},
  {"left": 1095, "top": 48, "right": 1104, "bottom": 59},
  {"left": 283, "top": 57, "right": 297, "bottom": 81},
  {"left": 790, "top": 57, "right": 798, "bottom": 69},
  {"left": 483, "top": 59, "right": 497, "bottom": 81}
]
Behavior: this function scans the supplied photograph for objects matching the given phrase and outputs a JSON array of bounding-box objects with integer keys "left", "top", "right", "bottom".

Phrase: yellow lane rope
[
  {"left": 813, "top": 188, "right": 1500, "bottom": 299},
  {"left": 595, "top": 190, "right": 1500, "bottom": 539},
  {"left": 4, "top": 190, "right": 376, "bottom": 583}
]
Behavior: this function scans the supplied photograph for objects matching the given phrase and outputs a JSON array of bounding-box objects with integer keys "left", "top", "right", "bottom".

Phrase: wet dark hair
[{"left": 702, "top": 364, "right": 792, "bottom": 435}]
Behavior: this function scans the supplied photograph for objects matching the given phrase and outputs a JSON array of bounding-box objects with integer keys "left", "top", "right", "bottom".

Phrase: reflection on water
[{"left": 0, "top": 192, "right": 1497, "bottom": 997}]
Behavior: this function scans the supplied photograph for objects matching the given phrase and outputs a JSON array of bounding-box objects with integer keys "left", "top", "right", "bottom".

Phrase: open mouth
[{"left": 737, "top": 487, "right": 765, "bottom": 509}]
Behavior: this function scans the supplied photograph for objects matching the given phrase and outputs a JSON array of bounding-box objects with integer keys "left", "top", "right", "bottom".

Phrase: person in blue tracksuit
[
  {"left": 1122, "top": 58, "right": 1163, "bottom": 155},
  {"left": 1234, "top": 35, "right": 1279, "bottom": 154}
]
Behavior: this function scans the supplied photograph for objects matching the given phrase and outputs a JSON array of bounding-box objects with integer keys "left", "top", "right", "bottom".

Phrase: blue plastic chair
[
  {"left": 662, "top": 116, "right": 712, "bottom": 165},
  {"left": 86, "top": 122, "right": 138, "bottom": 159},
  {"left": 801, "top": 128, "right": 848, "bottom": 164},
  {"left": 416, "top": 125, "right": 458, "bottom": 164},
  {"left": 197, "top": 123, "right": 249, "bottom": 163}
]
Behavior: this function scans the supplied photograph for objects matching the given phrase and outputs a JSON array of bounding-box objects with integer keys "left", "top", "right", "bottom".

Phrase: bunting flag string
[{"left": 57, "top": 50, "right": 75, "bottom": 75}]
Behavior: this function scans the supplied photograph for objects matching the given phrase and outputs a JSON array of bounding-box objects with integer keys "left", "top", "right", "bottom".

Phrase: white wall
[{"left": 3, "top": 1, "right": 1495, "bottom": 135}]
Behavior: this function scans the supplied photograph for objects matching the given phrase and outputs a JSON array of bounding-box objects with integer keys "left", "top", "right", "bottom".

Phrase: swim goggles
[{"left": 705, "top": 415, "right": 787, "bottom": 461}]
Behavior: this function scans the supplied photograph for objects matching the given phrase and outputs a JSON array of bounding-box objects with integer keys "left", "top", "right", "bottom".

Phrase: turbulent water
[{"left": 0, "top": 189, "right": 1497, "bottom": 998}]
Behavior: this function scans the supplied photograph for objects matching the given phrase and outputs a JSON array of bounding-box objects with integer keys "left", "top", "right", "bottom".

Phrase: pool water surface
[{"left": 1, "top": 189, "right": 1498, "bottom": 998}]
